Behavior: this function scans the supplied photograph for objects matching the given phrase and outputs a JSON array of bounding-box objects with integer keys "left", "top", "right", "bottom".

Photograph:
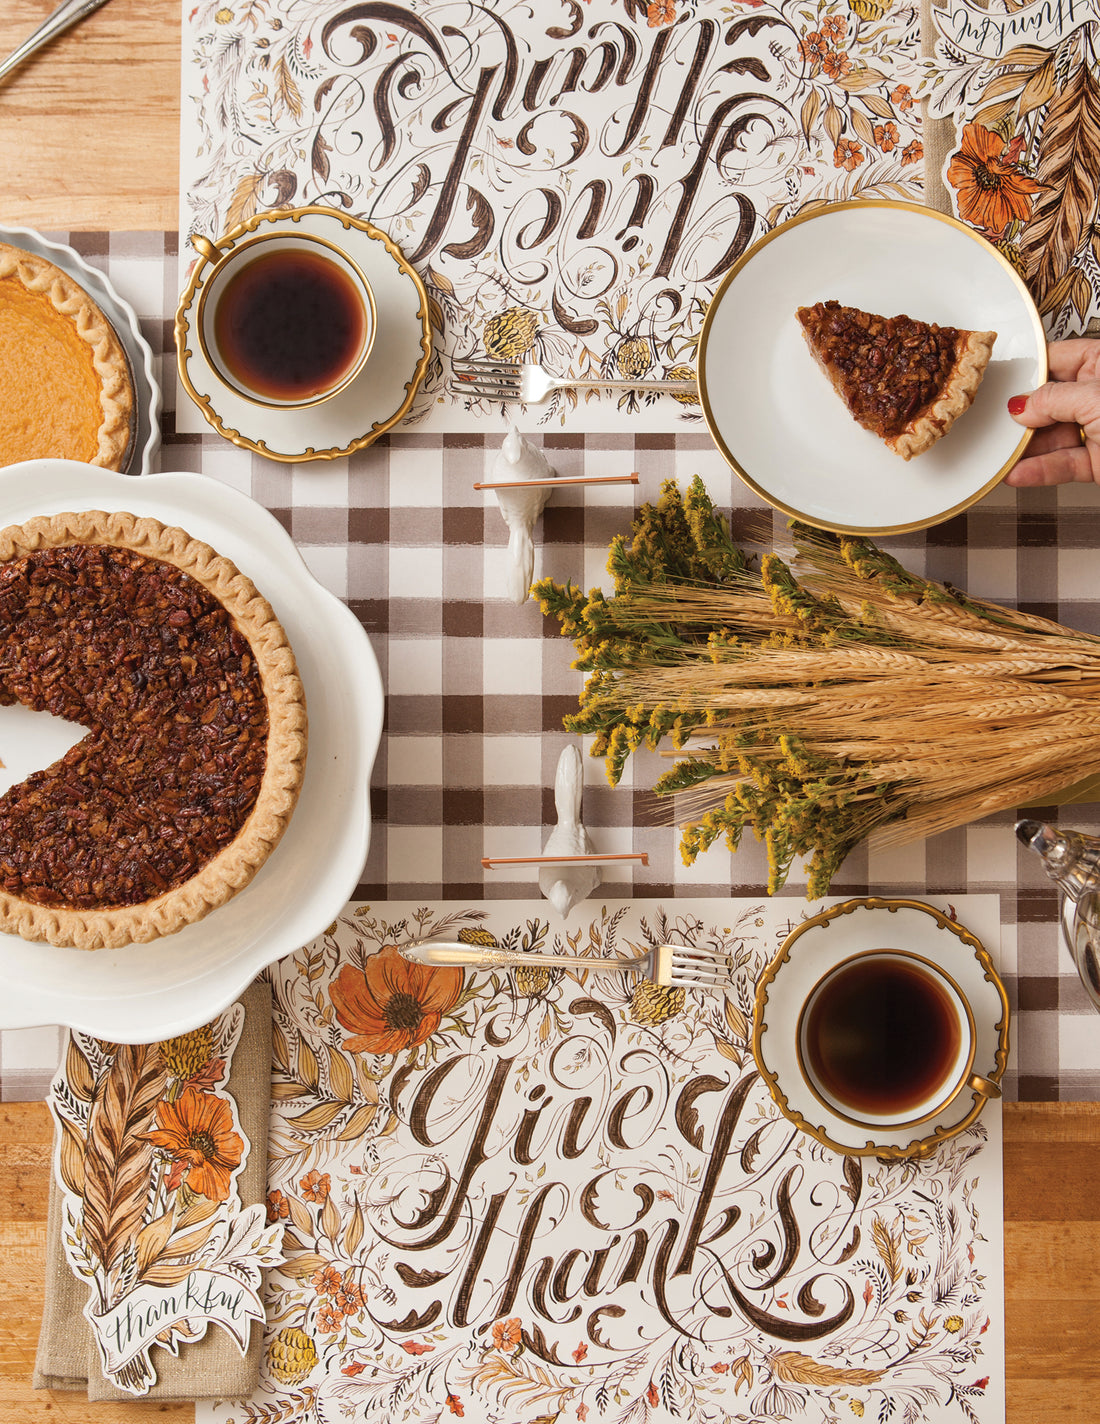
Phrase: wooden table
[
  {"left": 0, "top": 2, "right": 1098, "bottom": 1418},
  {"left": 1, "top": 1101, "right": 1098, "bottom": 1421},
  {"left": 1, "top": 0, "right": 179, "bottom": 232}
]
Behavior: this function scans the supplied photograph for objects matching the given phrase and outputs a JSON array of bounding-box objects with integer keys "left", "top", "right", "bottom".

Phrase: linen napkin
[
  {"left": 34, "top": 976, "right": 274, "bottom": 1402},
  {"left": 919, "top": 0, "right": 955, "bottom": 219}
]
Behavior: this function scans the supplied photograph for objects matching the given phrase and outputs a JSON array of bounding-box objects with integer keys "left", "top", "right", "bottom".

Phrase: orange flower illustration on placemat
[
  {"left": 330, "top": 944, "right": 463, "bottom": 1055},
  {"left": 144, "top": 1084, "right": 244, "bottom": 1201},
  {"left": 947, "top": 122, "right": 1042, "bottom": 237}
]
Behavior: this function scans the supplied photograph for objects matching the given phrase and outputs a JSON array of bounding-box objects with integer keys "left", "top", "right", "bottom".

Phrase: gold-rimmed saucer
[
  {"left": 752, "top": 896, "right": 1010, "bottom": 1158},
  {"left": 175, "top": 205, "right": 432, "bottom": 462}
]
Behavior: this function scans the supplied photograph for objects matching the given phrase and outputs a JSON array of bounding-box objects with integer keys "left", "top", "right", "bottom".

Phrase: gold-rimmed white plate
[
  {"left": 698, "top": 201, "right": 1047, "bottom": 535},
  {"left": 753, "top": 897, "right": 1010, "bottom": 1158},
  {"left": 176, "top": 206, "right": 432, "bottom": 462}
]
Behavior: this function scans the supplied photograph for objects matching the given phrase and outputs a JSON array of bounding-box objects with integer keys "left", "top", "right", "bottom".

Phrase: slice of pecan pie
[
  {"left": 0, "top": 511, "right": 308, "bottom": 949},
  {"left": 797, "top": 301, "right": 996, "bottom": 460}
]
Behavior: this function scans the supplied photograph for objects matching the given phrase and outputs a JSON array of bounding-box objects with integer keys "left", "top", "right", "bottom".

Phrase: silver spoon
[{"left": 0, "top": 0, "right": 113, "bottom": 86}]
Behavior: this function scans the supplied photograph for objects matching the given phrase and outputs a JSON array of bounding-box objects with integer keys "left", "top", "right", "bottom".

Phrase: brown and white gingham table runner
[{"left": 0, "top": 231, "right": 1097, "bottom": 1102}]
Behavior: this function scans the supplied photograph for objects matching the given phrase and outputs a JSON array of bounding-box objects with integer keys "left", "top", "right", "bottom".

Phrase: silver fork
[
  {"left": 399, "top": 937, "right": 732, "bottom": 990},
  {"left": 0, "top": 0, "right": 113, "bottom": 85},
  {"left": 449, "top": 357, "right": 696, "bottom": 405}
]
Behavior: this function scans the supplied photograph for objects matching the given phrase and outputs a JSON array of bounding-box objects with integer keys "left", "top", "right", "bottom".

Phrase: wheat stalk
[
  {"left": 81, "top": 1043, "right": 167, "bottom": 1280},
  {"left": 534, "top": 477, "right": 1100, "bottom": 897},
  {"left": 1020, "top": 32, "right": 1100, "bottom": 312}
]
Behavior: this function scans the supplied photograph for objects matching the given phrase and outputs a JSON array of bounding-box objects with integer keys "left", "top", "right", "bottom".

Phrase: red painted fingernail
[{"left": 1007, "top": 395, "right": 1028, "bottom": 416}]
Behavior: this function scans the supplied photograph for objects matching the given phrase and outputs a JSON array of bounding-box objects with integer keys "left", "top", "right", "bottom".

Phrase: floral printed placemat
[
  {"left": 198, "top": 895, "right": 1005, "bottom": 1424},
  {"left": 923, "top": 0, "right": 1100, "bottom": 336},
  {"left": 178, "top": 0, "right": 1094, "bottom": 436}
]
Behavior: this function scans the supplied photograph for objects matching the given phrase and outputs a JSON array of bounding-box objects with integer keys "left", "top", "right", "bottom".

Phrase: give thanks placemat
[
  {"left": 198, "top": 895, "right": 1006, "bottom": 1424},
  {"left": 178, "top": 0, "right": 1095, "bottom": 436}
]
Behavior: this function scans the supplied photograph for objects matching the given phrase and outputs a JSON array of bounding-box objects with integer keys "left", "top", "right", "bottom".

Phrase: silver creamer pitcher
[{"left": 1016, "top": 819, "right": 1100, "bottom": 1012}]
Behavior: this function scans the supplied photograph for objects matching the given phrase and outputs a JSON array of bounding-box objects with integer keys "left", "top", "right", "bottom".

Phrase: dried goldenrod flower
[{"left": 534, "top": 475, "right": 1100, "bottom": 898}]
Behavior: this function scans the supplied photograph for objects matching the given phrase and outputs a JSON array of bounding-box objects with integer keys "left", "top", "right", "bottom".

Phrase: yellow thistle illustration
[
  {"left": 458, "top": 926, "right": 499, "bottom": 947},
  {"left": 630, "top": 981, "right": 685, "bottom": 1024},
  {"left": 666, "top": 363, "right": 699, "bottom": 405},
  {"left": 616, "top": 336, "right": 652, "bottom": 379},
  {"left": 268, "top": 1326, "right": 319, "bottom": 1385},
  {"left": 994, "top": 238, "right": 1028, "bottom": 280},
  {"left": 484, "top": 308, "right": 538, "bottom": 360},
  {"left": 514, "top": 964, "right": 551, "bottom": 997}
]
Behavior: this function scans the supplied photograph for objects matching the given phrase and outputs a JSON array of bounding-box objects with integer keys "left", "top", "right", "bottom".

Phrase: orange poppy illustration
[
  {"left": 300, "top": 1168, "right": 331, "bottom": 1203},
  {"left": 492, "top": 1316, "right": 522, "bottom": 1351},
  {"left": 799, "top": 31, "right": 828, "bottom": 64},
  {"left": 267, "top": 1189, "right": 290, "bottom": 1223},
  {"left": 330, "top": 944, "right": 464, "bottom": 1055},
  {"left": 834, "top": 137, "right": 863, "bottom": 172},
  {"left": 144, "top": 1085, "right": 244, "bottom": 1202},
  {"left": 946, "top": 122, "right": 1041, "bottom": 236}
]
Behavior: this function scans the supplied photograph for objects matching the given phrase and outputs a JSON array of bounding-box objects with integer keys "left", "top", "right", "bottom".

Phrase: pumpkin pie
[
  {"left": 0, "top": 243, "right": 134, "bottom": 471},
  {"left": 797, "top": 301, "right": 996, "bottom": 460},
  {"left": 0, "top": 510, "right": 308, "bottom": 949}
]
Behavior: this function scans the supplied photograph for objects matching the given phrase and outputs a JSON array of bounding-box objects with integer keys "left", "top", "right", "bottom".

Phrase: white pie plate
[
  {"left": 0, "top": 224, "right": 161, "bottom": 476},
  {"left": 753, "top": 897, "right": 1011, "bottom": 1158},
  {"left": 698, "top": 200, "right": 1047, "bottom": 535},
  {"left": 0, "top": 462, "right": 384, "bottom": 1041}
]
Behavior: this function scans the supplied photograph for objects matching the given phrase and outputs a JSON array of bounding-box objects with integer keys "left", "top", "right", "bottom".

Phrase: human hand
[{"left": 1004, "top": 338, "right": 1100, "bottom": 487}]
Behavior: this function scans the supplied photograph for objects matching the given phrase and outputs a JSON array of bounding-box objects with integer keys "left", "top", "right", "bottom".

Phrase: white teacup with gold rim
[
  {"left": 753, "top": 897, "right": 1010, "bottom": 1159},
  {"left": 797, "top": 949, "right": 999, "bottom": 1131},
  {"left": 192, "top": 228, "right": 377, "bottom": 409}
]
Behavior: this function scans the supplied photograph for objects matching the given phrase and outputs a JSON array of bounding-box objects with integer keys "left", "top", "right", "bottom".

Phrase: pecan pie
[
  {"left": 797, "top": 301, "right": 996, "bottom": 460},
  {"left": 0, "top": 242, "right": 134, "bottom": 471},
  {"left": 0, "top": 511, "right": 308, "bottom": 949}
]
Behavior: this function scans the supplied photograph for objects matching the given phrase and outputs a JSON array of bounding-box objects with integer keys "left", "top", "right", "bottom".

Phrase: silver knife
[{"left": 0, "top": 0, "right": 114, "bottom": 86}]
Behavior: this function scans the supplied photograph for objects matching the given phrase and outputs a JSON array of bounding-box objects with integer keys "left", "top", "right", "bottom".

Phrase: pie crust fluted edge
[
  {"left": 0, "top": 510, "right": 309, "bottom": 950},
  {"left": 889, "top": 329, "right": 997, "bottom": 461}
]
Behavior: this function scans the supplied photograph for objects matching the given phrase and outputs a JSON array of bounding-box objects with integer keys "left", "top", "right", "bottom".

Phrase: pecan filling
[
  {"left": 0, "top": 544, "right": 268, "bottom": 910},
  {"left": 797, "top": 300, "right": 961, "bottom": 437}
]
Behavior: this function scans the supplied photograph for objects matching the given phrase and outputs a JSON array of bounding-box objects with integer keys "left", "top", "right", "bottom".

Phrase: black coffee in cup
[{"left": 802, "top": 953, "right": 963, "bottom": 1118}]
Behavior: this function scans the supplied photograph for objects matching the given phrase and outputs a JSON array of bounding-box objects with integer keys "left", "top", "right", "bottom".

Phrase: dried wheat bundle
[{"left": 533, "top": 476, "right": 1100, "bottom": 897}]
